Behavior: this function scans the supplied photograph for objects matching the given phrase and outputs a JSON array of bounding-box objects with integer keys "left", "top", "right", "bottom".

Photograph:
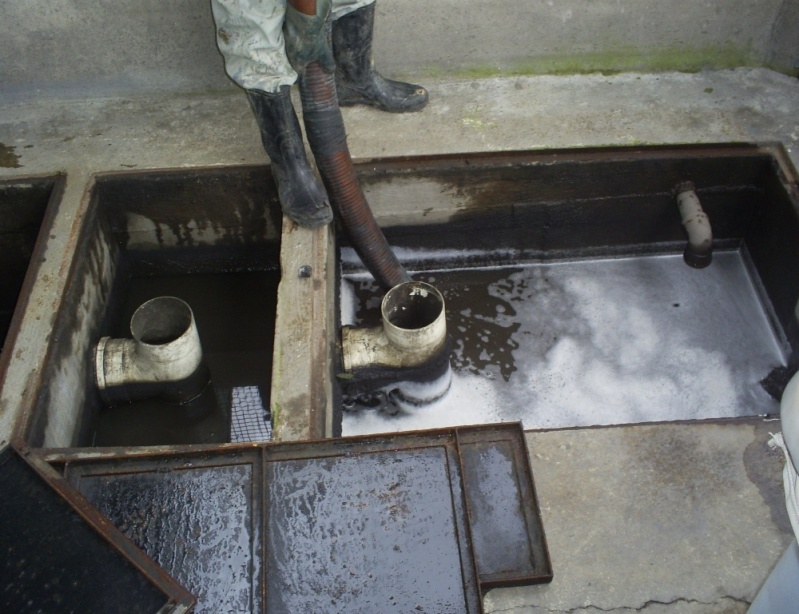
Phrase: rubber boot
[
  {"left": 247, "top": 87, "right": 333, "bottom": 228},
  {"left": 332, "top": 3, "right": 428, "bottom": 113}
]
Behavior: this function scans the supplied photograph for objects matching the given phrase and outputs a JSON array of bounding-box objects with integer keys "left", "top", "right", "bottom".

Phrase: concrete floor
[
  {"left": 2, "top": 68, "right": 798, "bottom": 611},
  {"left": 500, "top": 422, "right": 791, "bottom": 613}
]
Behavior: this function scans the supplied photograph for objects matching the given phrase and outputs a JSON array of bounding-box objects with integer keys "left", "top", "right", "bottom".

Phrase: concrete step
[{"left": 2, "top": 69, "right": 798, "bottom": 179}]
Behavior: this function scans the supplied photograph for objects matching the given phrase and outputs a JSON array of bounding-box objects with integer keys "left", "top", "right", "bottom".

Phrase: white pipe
[
  {"left": 782, "top": 371, "right": 799, "bottom": 474},
  {"left": 342, "top": 281, "right": 447, "bottom": 372},
  {"left": 676, "top": 181, "right": 713, "bottom": 268},
  {"left": 95, "top": 296, "right": 206, "bottom": 404}
]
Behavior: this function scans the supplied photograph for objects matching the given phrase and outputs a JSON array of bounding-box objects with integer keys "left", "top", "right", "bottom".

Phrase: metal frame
[
  {"left": 5, "top": 444, "right": 196, "bottom": 612},
  {"left": 56, "top": 422, "right": 552, "bottom": 611}
]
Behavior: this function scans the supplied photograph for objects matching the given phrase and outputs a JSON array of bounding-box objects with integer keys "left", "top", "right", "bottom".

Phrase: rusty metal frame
[
  {"left": 13, "top": 141, "right": 799, "bottom": 456},
  {"left": 62, "top": 447, "right": 263, "bottom": 613},
  {"left": 55, "top": 422, "right": 551, "bottom": 611},
  {"left": 0, "top": 174, "right": 66, "bottom": 443},
  {"left": 8, "top": 444, "right": 196, "bottom": 612},
  {"left": 455, "top": 424, "right": 553, "bottom": 588}
]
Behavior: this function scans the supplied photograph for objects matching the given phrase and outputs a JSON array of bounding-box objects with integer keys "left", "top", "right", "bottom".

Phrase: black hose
[{"left": 299, "top": 61, "right": 410, "bottom": 289}]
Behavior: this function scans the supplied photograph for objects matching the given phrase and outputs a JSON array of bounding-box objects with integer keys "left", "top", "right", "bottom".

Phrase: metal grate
[{"left": 230, "top": 386, "right": 272, "bottom": 442}]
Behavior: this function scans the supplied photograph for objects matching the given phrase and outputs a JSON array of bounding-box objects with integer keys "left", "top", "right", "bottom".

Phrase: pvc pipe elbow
[
  {"left": 95, "top": 297, "right": 207, "bottom": 404},
  {"left": 676, "top": 182, "right": 713, "bottom": 268},
  {"left": 342, "top": 281, "right": 447, "bottom": 372}
]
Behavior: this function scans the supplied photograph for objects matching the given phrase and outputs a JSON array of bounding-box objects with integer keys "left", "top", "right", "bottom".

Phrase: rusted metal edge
[
  {"left": 766, "top": 141, "right": 799, "bottom": 202},
  {"left": 11, "top": 173, "right": 98, "bottom": 448},
  {"left": 348, "top": 142, "right": 777, "bottom": 174},
  {"left": 455, "top": 424, "right": 554, "bottom": 590},
  {"left": 62, "top": 447, "right": 260, "bottom": 476},
  {"left": 42, "top": 441, "right": 268, "bottom": 464},
  {"left": 40, "top": 422, "right": 497, "bottom": 463},
  {"left": 14, "top": 444, "right": 197, "bottom": 612},
  {"left": 0, "top": 174, "right": 65, "bottom": 446},
  {"left": 56, "top": 423, "right": 550, "bottom": 597},
  {"left": 446, "top": 438, "right": 485, "bottom": 613},
  {"left": 44, "top": 426, "right": 458, "bottom": 464}
]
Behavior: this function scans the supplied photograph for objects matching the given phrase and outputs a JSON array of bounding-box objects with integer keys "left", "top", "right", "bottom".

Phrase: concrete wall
[
  {"left": 769, "top": 0, "right": 799, "bottom": 74},
  {"left": 385, "top": 0, "right": 793, "bottom": 76},
  {"left": 2, "top": 0, "right": 798, "bottom": 100},
  {"left": 2, "top": 1, "right": 229, "bottom": 99}
]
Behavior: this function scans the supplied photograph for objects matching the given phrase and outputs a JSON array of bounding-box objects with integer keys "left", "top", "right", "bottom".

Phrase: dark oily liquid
[
  {"left": 387, "top": 294, "right": 441, "bottom": 329},
  {"left": 91, "top": 270, "right": 279, "bottom": 446}
]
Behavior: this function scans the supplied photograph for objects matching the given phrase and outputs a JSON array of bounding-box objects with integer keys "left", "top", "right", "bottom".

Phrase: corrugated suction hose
[{"left": 299, "top": 60, "right": 410, "bottom": 289}]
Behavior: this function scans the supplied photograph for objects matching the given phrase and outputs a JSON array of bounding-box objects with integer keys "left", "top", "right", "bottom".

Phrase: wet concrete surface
[{"left": 483, "top": 421, "right": 793, "bottom": 613}]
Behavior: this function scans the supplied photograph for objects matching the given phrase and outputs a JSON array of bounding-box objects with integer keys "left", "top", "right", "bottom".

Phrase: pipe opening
[
  {"left": 381, "top": 282, "right": 446, "bottom": 354},
  {"left": 341, "top": 281, "right": 451, "bottom": 413},
  {"left": 383, "top": 283, "right": 443, "bottom": 331},
  {"left": 131, "top": 297, "right": 193, "bottom": 346},
  {"left": 95, "top": 297, "right": 208, "bottom": 406}
]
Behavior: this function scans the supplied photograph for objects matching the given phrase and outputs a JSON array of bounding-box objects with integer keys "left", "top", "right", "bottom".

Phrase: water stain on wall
[
  {"left": 743, "top": 420, "right": 795, "bottom": 537},
  {"left": 0, "top": 143, "right": 21, "bottom": 168}
]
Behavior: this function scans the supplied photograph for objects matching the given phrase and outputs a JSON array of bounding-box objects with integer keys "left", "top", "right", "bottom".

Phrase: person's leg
[
  {"left": 246, "top": 86, "right": 333, "bottom": 227},
  {"left": 748, "top": 540, "right": 799, "bottom": 613},
  {"left": 211, "top": 0, "right": 296, "bottom": 93},
  {"left": 330, "top": 1, "right": 428, "bottom": 112},
  {"left": 331, "top": 0, "right": 374, "bottom": 20},
  {"left": 211, "top": 0, "right": 332, "bottom": 227}
]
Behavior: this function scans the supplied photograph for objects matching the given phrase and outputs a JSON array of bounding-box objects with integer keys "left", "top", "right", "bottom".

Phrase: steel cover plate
[
  {"left": 67, "top": 451, "right": 262, "bottom": 614},
  {"left": 63, "top": 422, "right": 551, "bottom": 612},
  {"left": 264, "top": 445, "right": 478, "bottom": 613},
  {"left": 0, "top": 446, "right": 194, "bottom": 613}
]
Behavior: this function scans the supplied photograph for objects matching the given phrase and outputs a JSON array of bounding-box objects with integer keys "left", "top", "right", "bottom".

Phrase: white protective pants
[
  {"left": 749, "top": 372, "right": 799, "bottom": 612},
  {"left": 211, "top": 0, "right": 375, "bottom": 93}
]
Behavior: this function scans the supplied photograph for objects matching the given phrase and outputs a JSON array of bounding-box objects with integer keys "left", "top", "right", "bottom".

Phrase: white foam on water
[
  {"left": 342, "top": 371, "right": 503, "bottom": 436},
  {"left": 339, "top": 277, "right": 358, "bottom": 326},
  {"left": 339, "top": 246, "right": 523, "bottom": 272},
  {"left": 341, "top": 251, "right": 785, "bottom": 435}
]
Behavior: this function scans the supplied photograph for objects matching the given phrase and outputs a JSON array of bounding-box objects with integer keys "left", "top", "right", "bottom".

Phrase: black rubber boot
[
  {"left": 247, "top": 87, "right": 333, "bottom": 228},
  {"left": 332, "top": 3, "right": 428, "bottom": 113}
]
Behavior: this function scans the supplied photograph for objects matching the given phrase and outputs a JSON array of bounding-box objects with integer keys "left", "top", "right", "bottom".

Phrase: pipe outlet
[
  {"left": 95, "top": 297, "right": 208, "bottom": 405},
  {"left": 675, "top": 181, "right": 713, "bottom": 268},
  {"left": 342, "top": 281, "right": 447, "bottom": 372}
]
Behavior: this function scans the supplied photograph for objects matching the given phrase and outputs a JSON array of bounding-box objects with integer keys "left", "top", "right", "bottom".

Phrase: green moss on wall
[{"left": 420, "top": 44, "right": 763, "bottom": 79}]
